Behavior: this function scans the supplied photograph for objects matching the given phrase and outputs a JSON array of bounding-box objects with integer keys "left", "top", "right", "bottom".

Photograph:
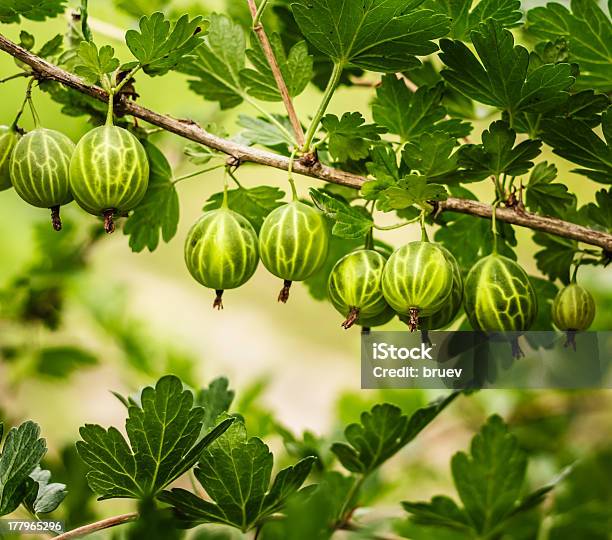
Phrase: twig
[
  {"left": 54, "top": 513, "right": 138, "bottom": 539},
  {"left": 0, "top": 33, "right": 610, "bottom": 251},
  {"left": 246, "top": 0, "right": 305, "bottom": 147}
]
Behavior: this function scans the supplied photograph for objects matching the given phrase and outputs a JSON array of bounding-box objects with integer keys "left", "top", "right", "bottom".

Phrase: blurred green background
[{"left": 0, "top": 0, "right": 611, "bottom": 538}]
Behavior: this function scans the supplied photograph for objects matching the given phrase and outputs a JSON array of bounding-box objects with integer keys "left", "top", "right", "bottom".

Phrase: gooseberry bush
[{"left": 0, "top": 0, "right": 611, "bottom": 537}]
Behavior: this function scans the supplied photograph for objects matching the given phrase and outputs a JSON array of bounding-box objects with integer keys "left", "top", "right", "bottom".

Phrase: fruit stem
[
  {"left": 302, "top": 61, "right": 344, "bottom": 152},
  {"left": 342, "top": 307, "right": 360, "bottom": 329},
  {"left": 222, "top": 167, "right": 231, "bottom": 209},
  {"left": 419, "top": 210, "right": 429, "bottom": 242},
  {"left": 278, "top": 280, "right": 292, "bottom": 303},
  {"left": 364, "top": 228, "right": 374, "bottom": 250},
  {"left": 571, "top": 253, "right": 585, "bottom": 283},
  {"left": 288, "top": 148, "right": 298, "bottom": 201},
  {"left": 173, "top": 163, "right": 225, "bottom": 185},
  {"left": 491, "top": 200, "right": 501, "bottom": 255},
  {"left": 11, "top": 77, "right": 35, "bottom": 129},
  {"left": 105, "top": 89, "right": 114, "bottom": 126},
  {"left": 50, "top": 206, "right": 62, "bottom": 231},
  {"left": 103, "top": 209, "right": 115, "bottom": 234},
  {"left": 213, "top": 290, "right": 224, "bottom": 310}
]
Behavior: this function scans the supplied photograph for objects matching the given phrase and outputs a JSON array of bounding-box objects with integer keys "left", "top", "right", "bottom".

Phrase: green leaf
[
  {"left": 321, "top": 112, "right": 386, "bottom": 162},
  {"left": 74, "top": 41, "right": 120, "bottom": 85},
  {"left": 310, "top": 188, "right": 373, "bottom": 239},
  {"left": 451, "top": 415, "right": 526, "bottom": 532},
  {"left": 426, "top": 0, "right": 522, "bottom": 41},
  {"left": 18, "top": 30, "right": 35, "bottom": 50},
  {"left": 540, "top": 114, "right": 612, "bottom": 184},
  {"left": 291, "top": 0, "right": 450, "bottom": 72},
  {"left": 236, "top": 114, "right": 294, "bottom": 152},
  {"left": 526, "top": 161, "right": 576, "bottom": 218},
  {"left": 440, "top": 19, "right": 574, "bottom": 115},
  {"left": 203, "top": 185, "right": 285, "bottom": 233},
  {"left": 533, "top": 232, "right": 578, "bottom": 285},
  {"left": 159, "top": 420, "right": 315, "bottom": 531},
  {"left": 526, "top": 0, "right": 612, "bottom": 91},
  {"left": 372, "top": 75, "right": 470, "bottom": 141},
  {"left": 402, "top": 132, "right": 459, "bottom": 182},
  {"left": 458, "top": 121, "right": 542, "bottom": 179},
  {"left": 196, "top": 378, "right": 235, "bottom": 431},
  {"left": 402, "top": 496, "right": 471, "bottom": 532},
  {"left": 37, "top": 34, "right": 64, "bottom": 58},
  {"left": 0, "top": 0, "right": 66, "bottom": 23},
  {"left": 378, "top": 176, "right": 448, "bottom": 212},
  {"left": 331, "top": 393, "right": 459, "bottom": 474},
  {"left": 181, "top": 14, "right": 246, "bottom": 109},
  {"left": 123, "top": 142, "right": 179, "bottom": 253},
  {"left": 23, "top": 466, "right": 67, "bottom": 514},
  {"left": 77, "top": 375, "right": 234, "bottom": 500},
  {"left": 583, "top": 188, "right": 612, "bottom": 232},
  {"left": 114, "top": 0, "right": 170, "bottom": 18},
  {"left": 403, "top": 416, "right": 561, "bottom": 537},
  {"left": 125, "top": 12, "right": 208, "bottom": 76},
  {"left": 242, "top": 34, "right": 313, "bottom": 100},
  {"left": 34, "top": 345, "right": 98, "bottom": 378},
  {"left": 0, "top": 421, "right": 46, "bottom": 516}
]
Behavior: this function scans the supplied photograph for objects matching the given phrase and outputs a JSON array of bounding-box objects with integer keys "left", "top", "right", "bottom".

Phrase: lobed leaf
[
  {"left": 123, "top": 142, "right": 179, "bottom": 253},
  {"left": 74, "top": 41, "right": 120, "bottom": 86},
  {"left": 77, "top": 375, "right": 234, "bottom": 500},
  {"left": 526, "top": 162, "right": 576, "bottom": 218},
  {"left": 0, "top": 0, "right": 66, "bottom": 23},
  {"left": 291, "top": 0, "right": 450, "bottom": 72},
  {"left": 321, "top": 112, "right": 386, "bottom": 162},
  {"left": 310, "top": 189, "right": 373, "bottom": 239},
  {"left": 125, "top": 12, "right": 207, "bottom": 76},
  {"left": 331, "top": 392, "right": 459, "bottom": 474},
  {"left": 0, "top": 421, "right": 47, "bottom": 516},
  {"left": 23, "top": 466, "right": 67, "bottom": 515},
  {"left": 159, "top": 420, "right": 315, "bottom": 531}
]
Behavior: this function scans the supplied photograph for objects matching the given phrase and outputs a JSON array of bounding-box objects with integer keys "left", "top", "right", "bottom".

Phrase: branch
[
  {"left": 246, "top": 0, "right": 305, "bottom": 147},
  {"left": 54, "top": 512, "right": 137, "bottom": 539},
  {"left": 0, "top": 33, "right": 610, "bottom": 252}
]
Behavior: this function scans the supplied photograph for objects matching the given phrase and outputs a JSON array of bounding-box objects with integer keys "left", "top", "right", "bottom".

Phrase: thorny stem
[
  {"left": 1, "top": 33, "right": 610, "bottom": 251},
  {"left": 54, "top": 513, "right": 138, "bottom": 540},
  {"left": 247, "top": 0, "right": 304, "bottom": 146},
  {"left": 303, "top": 61, "right": 344, "bottom": 151}
]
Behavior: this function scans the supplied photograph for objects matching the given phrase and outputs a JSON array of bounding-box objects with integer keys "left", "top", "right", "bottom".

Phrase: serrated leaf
[
  {"left": 196, "top": 378, "right": 235, "bottom": 431},
  {"left": 526, "top": 0, "right": 612, "bottom": 91},
  {"left": 403, "top": 415, "right": 562, "bottom": 537},
  {"left": 181, "top": 14, "right": 246, "bottom": 109},
  {"left": 310, "top": 188, "right": 373, "bottom": 239},
  {"left": 77, "top": 375, "right": 234, "bottom": 500},
  {"left": 0, "top": 421, "right": 46, "bottom": 516},
  {"left": 74, "top": 41, "right": 120, "bottom": 85},
  {"left": 451, "top": 415, "right": 526, "bottom": 532},
  {"left": 159, "top": 420, "right": 315, "bottom": 531},
  {"left": 203, "top": 185, "right": 285, "bottom": 232},
  {"left": 526, "top": 162, "right": 576, "bottom": 218},
  {"left": 533, "top": 232, "right": 578, "bottom": 284},
  {"left": 458, "top": 120, "right": 541, "bottom": 180},
  {"left": 426, "top": 0, "right": 522, "bottom": 41},
  {"left": 440, "top": 19, "right": 574, "bottom": 115},
  {"left": 126, "top": 12, "right": 207, "bottom": 76},
  {"left": 236, "top": 114, "right": 294, "bottom": 152},
  {"left": 331, "top": 393, "right": 459, "bottom": 474},
  {"left": 0, "top": 0, "right": 66, "bottom": 23},
  {"left": 378, "top": 176, "right": 448, "bottom": 212},
  {"left": 372, "top": 76, "right": 470, "bottom": 141},
  {"left": 123, "top": 142, "right": 179, "bottom": 253},
  {"left": 37, "top": 34, "right": 63, "bottom": 58},
  {"left": 583, "top": 188, "right": 612, "bottom": 232},
  {"left": 23, "top": 466, "right": 67, "bottom": 514},
  {"left": 242, "top": 34, "right": 313, "bottom": 100},
  {"left": 321, "top": 112, "right": 386, "bottom": 162},
  {"left": 540, "top": 113, "right": 612, "bottom": 184},
  {"left": 403, "top": 131, "right": 459, "bottom": 181},
  {"left": 291, "top": 0, "right": 450, "bottom": 72}
]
